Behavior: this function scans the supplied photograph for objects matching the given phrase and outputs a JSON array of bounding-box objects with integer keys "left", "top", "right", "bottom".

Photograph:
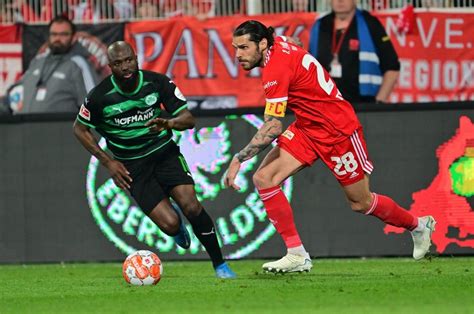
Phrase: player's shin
[
  {"left": 187, "top": 208, "right": 225, "bottom": 268},
  {"left": 258, "top": 186, "right": 304, "bottom": 252},
  {"left": 365, "top": 193, "right": 418, "bottom": 230}
]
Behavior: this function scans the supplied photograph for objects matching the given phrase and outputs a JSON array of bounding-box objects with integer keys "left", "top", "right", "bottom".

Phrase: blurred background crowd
[{"left": 0, "top": 0, "right": 470, "bottom": 24}]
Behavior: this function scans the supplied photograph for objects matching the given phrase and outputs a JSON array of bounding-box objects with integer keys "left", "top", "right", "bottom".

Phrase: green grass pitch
[{"left": 1, "top": 257, "right": 473, "bottom": 314}]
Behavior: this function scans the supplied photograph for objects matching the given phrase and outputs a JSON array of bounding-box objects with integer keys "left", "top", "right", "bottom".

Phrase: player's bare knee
[
  {"left": 349, "top": 201, "right": 366, "bottom": 213},
  {"left": 160, "top": 217, "right": 180, "bottom": 235},
  {"left": 253, "top": 171, "right": 275, "bottom": 189},
  {"left": 349, "top": 197, "right": 372, "bottom": 214},
  {"left": 180, "top": 201, "right": 202, "bottom": 218}
]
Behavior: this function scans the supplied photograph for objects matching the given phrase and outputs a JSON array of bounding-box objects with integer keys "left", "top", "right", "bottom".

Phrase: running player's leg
[
  {"left": 125, "top": 155, "right": 186, "bottom": 244},
  {"left": 170, "top": 185, "right": 236, "bottom": 278},
  {"left": 324, "top": 128, "right": 435, "bottom": 259},
  {"left": 255, "top": 146, "right": 305, "bottom": 250},
  {"left": 253, "top": 140, "right": 313, "bottom": 273},
  {"left": 157, "top": 143, "right": 234, "bottom": 277},
  {"left": 128, "top": 179, "right": 190, "bottom": 249},
  {"left": 343, "top": 176, "right": 419, "bottom": 230},
  {"left": 147, "top": 198, "right": 183, "bottom": 236}
]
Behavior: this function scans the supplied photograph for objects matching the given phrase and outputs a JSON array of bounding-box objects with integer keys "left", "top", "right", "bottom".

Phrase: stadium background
[{"left": 0, "top": 0, "right": 473, "bottom": 263}]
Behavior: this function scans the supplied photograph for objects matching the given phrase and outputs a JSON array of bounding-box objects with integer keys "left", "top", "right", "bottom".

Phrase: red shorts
[{"left": 277, "top": 122, "right": 374, "bottom": 186}]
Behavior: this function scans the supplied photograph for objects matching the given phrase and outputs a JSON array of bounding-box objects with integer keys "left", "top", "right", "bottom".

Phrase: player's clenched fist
[
  {"left": 224, "top": 156, "right": 242, "bottom": 191},
  {"left": 145, "top": 118, "right": 174, "bottom": 132}
]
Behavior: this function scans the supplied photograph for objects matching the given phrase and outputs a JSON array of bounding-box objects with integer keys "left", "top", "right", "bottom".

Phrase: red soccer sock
[
  {"left": 258, "top": 186, "right": 302, "bottom": 248},
  {"left": 365, "top": 193, "right": 418, "bottom": 230}
]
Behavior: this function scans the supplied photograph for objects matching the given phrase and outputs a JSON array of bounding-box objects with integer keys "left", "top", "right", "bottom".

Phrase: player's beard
[
  {"left": 116, "top": 68, "right": 139, "bottom": 92},
  {"left": 242, "top": 48, "right": 263, "bottom": 71}
]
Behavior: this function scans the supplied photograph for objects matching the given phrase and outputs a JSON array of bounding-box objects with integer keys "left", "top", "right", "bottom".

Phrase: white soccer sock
[{"left": 288, "top": 245, "right": 310, "bottom": 259}]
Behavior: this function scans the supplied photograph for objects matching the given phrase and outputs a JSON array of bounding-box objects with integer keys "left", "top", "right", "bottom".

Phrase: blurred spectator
[
  {"left": 69, "top": 0, "right": 113, "bottom": 23},
  {"left": 215, "top": 0, "right": 243, "bottom": 15},
  {"left": 160, "top": 0, "right": 214, "bottom": 19},
  {"left": 309, "top": 0, "right": 400, "bottom": 103},
  {"left": 0, "top": 0, "right": 37, "bottom": 23},
  {"left": 136, "top": 1, "right": 159, "bottom": 19},
  {"left": 4, "top": 15, "right": 99, "bottom": 114},
  {"left": 262, "top": 0, "right": 312, "bottom": 13},
  {"left": 291, "top": 0, "right": 310, "bottom": 11},
  {"left": 191, "top": 0, "right": 214, "bottom": 18},
  {"left": 0, "top": 1, "right": 13, "bottom": 23},
  {"left": 0, "top": 0, "right": 67, "bottom": 23},
  {"left": 113, "top": 0, "right": 134, "bottom": 19},
  {"left": 69, "top": 0, "right": 98, "bottom": 22},
  {"left": 160, "top": 0, "right": 185, "bottom": 17}
]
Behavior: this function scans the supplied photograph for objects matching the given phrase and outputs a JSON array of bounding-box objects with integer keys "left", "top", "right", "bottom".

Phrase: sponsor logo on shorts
[
  {"left": 282, "top": 129, "right": 294, "bottom": 140},
  {"left": 349, "top": 171, "right": 359, "bottom": 179}
]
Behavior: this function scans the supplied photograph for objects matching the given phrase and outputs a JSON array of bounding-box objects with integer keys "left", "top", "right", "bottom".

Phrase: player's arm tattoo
[{"left": 235, "top": 114, "right": 283, "bottom": 163}]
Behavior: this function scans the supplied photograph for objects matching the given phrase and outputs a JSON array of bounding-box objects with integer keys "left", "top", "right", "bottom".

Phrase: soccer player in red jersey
[{"left": 224, "top": 20, "right": 436, "bottom": 273}]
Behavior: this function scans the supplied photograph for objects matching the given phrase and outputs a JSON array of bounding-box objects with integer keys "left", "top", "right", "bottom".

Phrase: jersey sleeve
[
  {"left": 262, "top": 58, "right": 291, "bottom": 117},
  {"left": 75, "top": 90, "right": 101, "bottom": 128},
  {"left": 158, "top": 76, "right": 188, "bottom": 116},
  {"left": 365, "top": 12, "right": 401, "bottom": 73}
]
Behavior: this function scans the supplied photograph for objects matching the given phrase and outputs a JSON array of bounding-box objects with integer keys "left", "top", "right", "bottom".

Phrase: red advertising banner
[
  {"left": 0, "top": 25, "right": 22, "bottom": 98},
  {"left": 125, "top": 12, "right": 473, "bottom": 108},
  {"left": 378, "top": 11, "right": 474, "bottom": 103},
  {"left": 1, "top": 12, "right": 473, "bottom": 104},
  {"left": 125, "top": 13, "right": 316, "bottom": 109}
]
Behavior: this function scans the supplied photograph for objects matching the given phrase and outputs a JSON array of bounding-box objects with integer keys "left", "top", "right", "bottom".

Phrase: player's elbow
[
  {"left": 179, "top": 110, "right": 195, "bottom": 129},
  {"left": 187, "top": 115, "right": 196, "bottom": 129},
  {"left": 73, "top": 120, "right": 88, "bottom": 140},
  {"left": 72, "top": 120, "right": 81, "bottom": 138}
]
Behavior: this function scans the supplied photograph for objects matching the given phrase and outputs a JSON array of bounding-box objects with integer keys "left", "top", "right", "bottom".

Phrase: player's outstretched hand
[
  {"left": 105, "top": 159, "right": 132, "bottom": 190},
  {"left": 145, "top": 118, "right": 172, "bottom": 132},
  {"left": 224, "top": 156, "right": 241, "bottom": 191}
]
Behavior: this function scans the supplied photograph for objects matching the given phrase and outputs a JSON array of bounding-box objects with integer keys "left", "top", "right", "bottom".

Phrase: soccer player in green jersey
[{"left": 73, "top": 41, "right": 235, "bottom": 279}]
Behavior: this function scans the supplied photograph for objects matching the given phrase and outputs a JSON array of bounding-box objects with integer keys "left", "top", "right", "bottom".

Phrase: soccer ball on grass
[{"left": 122, "top": 250, "right": 163, "bottom": 286}]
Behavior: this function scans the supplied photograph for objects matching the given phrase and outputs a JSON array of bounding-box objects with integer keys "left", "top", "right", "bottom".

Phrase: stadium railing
[{"left": 0, "top": 0, "right": 473, "bottom": 25}]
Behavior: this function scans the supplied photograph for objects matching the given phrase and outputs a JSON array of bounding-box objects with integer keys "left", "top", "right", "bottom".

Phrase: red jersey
[{"left": 262, "top": 37, "right": 361, "bottom": 144}]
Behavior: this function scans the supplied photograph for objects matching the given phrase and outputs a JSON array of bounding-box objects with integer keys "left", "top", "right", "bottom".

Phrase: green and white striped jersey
[{"left": 76, "top": 70, "right": 187, "bottom": 160}]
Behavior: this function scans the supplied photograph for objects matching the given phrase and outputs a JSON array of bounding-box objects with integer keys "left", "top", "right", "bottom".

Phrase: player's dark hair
[
  {"left": 233, "top": 20, "right": 274, "bottom": 47},
  {"left": 48, "top": 15, "right": 76, "bottom": 35}
]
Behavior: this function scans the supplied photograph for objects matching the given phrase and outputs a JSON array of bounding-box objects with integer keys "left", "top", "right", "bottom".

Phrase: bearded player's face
[
  {"left": 108, "top": 46, "right": 139, "bottom": 91},
  {"left": 232, "top": 34, "right": 264, "bottom": 71}
]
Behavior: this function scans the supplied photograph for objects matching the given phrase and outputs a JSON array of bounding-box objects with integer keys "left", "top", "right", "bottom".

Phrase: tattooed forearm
[{"left": 236, "top": 115, "right": 283, "bottom": 162}]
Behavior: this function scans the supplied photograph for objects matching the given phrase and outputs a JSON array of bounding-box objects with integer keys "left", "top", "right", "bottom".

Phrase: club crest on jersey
[
  {"left": 145, "top": 95, "right": 157, "bottom": 106},
  {"left": 79, "top": 104, "right": 91, "bottom": 121},
  {"left": 264, "top": 100, "right": 287, "bottom": 117}
]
